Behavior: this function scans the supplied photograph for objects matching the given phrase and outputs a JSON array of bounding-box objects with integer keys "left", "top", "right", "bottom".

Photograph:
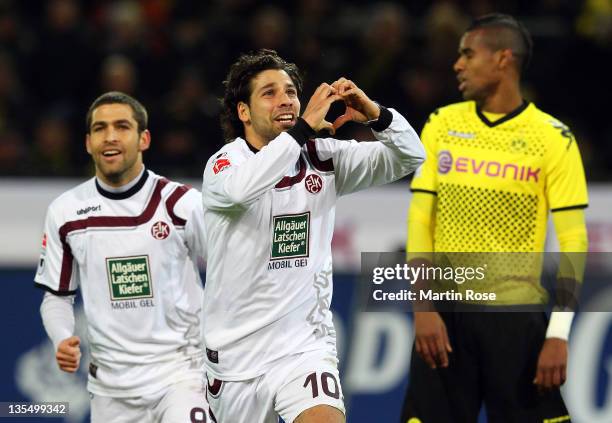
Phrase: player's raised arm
[
  {"left": 311, "top": 77, "right": 425, "bottom": 196},
  {"left": 202, "top": 132, "right": 302, "bottom": 210}
]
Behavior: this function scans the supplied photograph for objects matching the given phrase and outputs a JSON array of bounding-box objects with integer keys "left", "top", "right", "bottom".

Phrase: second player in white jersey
[
  {"left": 37, "top": 168, "right": 205, "bottom": 396},
  {"left": 36, "top": 92, "right": 209, "bottom": 423}
]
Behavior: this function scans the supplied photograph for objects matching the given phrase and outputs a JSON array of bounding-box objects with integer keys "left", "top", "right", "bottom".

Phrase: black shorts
[{"left": 400, "top": 311, "right": 570, "bottom": 423}]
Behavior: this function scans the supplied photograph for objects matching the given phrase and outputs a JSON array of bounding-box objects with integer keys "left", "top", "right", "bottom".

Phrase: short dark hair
[
  {"left": 220, "top": 49, "right": 303, "bottom": 142},
  {"left": 85, "top": 91, "right": 148, "bottom": 134},
  {"left": 466, "top": 13, "right": 533, "bottom": 74}
]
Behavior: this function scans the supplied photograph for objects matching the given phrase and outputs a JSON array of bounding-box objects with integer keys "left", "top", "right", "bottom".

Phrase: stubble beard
[{"left": 97, "top": 158, "right": 131, "bottom": 185}]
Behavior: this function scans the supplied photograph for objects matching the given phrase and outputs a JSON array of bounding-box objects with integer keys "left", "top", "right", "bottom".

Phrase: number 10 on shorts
[{"left": 303, "top": 372, "right": 340, "bottom": 399}]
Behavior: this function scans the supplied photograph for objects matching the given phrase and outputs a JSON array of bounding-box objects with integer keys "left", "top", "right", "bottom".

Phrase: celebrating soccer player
[
  {"left": 35, "top": 92, "right": 209, "bottom": 422},
  {"left": 201, "top": 49, "right": 425, "bottom": 423},
  {"left": 401, "top": 14, "right": 588, "bottom": 422}
]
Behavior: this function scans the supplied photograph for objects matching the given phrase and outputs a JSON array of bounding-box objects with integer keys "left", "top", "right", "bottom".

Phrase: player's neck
[
  {"left": 479, "top": 81, "right": 523, "bottom": 114},
  {"left": 96, "top": 164, "right": 145, "bottom": 190},
  {"left": 244, "top": 129, "right": 268, "bottom": 151}
]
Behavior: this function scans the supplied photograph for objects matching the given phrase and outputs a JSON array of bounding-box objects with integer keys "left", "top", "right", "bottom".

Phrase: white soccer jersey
[
  {"left": 202, "top": 109, "right": 424, "bottom": 380},
  {"left": 35, "top": 169, "right": 207, "bottom": 397}
]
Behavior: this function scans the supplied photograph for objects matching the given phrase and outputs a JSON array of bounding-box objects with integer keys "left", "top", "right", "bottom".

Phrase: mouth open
[
  {"left": 275, "top": 113, "right": 296, "bottom": 127},
  {"left": 457, "top": 76, "right": 467, "bottom": 91},
  {"left": 101, "top": 149, "right": 121, "bottom": 160}
]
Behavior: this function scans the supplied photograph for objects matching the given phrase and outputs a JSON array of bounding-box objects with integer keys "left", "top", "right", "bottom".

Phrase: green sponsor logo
[
  {"left": 106, "top": 255, "right": 153, "bottom": 300},
  {"left": 271, "top": 212, "right": 310, "bottom": 259}
]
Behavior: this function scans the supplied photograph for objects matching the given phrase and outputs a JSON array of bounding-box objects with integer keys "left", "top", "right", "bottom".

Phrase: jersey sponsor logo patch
[
  {"left": 213, "top": 155, "right": 231, "bottom": 174},
  {"left": 305, "top": 174, "right": 323, "bottom": 194},
  {"left": 271, "top": 212, "right": 310, "bottom": 260},
  {"left": 106, "top": 255, "right": 154, "bottom": 300},
  {"left": 438, "top": 150, "right": 453, "bottom": 174},
  {"left": 437, "top": 150, "right": 541, "bottom": 182},
  {"left": 151, "top": 221, "right": 170, "bottom": 240}
]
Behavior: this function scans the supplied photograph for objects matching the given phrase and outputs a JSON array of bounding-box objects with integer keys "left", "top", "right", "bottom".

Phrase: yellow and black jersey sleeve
[
  {"left": 406, "top": 191, "right": 436, "bottom": 255},
  {"left": 543, "top": 119, "right": 588, "bottom": 211},
  {"left": 410, "top": 110, "right": 440, "bottom": 194}
]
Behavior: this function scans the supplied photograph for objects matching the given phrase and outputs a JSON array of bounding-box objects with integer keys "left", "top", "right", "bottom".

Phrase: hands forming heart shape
[{"left": 301, "top": 77, "right": 380, "bottom": 135}]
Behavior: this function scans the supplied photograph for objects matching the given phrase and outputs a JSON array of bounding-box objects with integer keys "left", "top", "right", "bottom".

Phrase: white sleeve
[
  {"left": 202, "top": 133, "right": 302, "bottom": 211},
  {"left": 175, "top": 188, "right": 207, "bottom": 261},
  {"left": 314, "top": 108, "right": 425, "bottom": 196},
  {"left": 34, "top": 201, "right": 79, "bottom": 294},
  {"left": 40, "top": 292, "right": 75, "bottom": 350}
]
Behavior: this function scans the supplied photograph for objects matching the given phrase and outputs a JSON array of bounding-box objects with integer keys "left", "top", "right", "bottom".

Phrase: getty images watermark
[
  {"left": 358, "top": 252, "right": 606, "bottom": 312},
  {"left": 371, "top": 262, "right": 496, "bottom": 302}
]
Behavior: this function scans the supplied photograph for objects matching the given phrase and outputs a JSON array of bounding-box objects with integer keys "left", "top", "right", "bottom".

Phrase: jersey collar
[
  {"left": 476, "top": 100, "right": 529, "bottom": 127},
  {"left": 95, "top": 168, "right": 149, "bottom": 200},
  {"left": 245, "top": 140, "right": 260, "bottom": 154}
]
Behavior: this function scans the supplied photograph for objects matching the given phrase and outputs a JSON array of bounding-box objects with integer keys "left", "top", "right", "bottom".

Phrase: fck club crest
[
  {"left": 305, "top": 174, "right": 323, "bottom": 194},
  {"left": 151, "top": 221, "right": 170, "bottom": 240}
]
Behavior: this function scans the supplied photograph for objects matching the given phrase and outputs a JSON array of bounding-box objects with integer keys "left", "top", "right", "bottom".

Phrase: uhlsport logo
[
  {"left": 76, "top": 204, "right": 101, "bottom": 215},
  {"left": 305, "top": 174, "right": 323, "bottom": 194},
  {"left": 106, "top": 255, "right": 153, "bottom": 300},
  {"left": 271, "top": 212, "right": 310, "bottom": 260},
  {"left": 438, "top": 150, "right": 453, "bottom": 174},
  {"left": 151, "top": 221, "right": 170, "bottom": 240}
]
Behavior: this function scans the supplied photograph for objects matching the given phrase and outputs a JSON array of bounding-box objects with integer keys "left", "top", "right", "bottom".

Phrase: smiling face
[
  {"left": 453, "top": 29, "right": 504, "bottom": 103},
  {"left": 238, "top": 69, "right": 301, "bottom": 147},
  {"left": 86, "top": 103, "right": 150, "bottom": 187}
]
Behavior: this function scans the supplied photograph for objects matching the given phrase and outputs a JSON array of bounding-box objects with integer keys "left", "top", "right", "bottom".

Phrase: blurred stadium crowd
[{"left": 0, "top": 0, "right": 610, "bottom": 179}]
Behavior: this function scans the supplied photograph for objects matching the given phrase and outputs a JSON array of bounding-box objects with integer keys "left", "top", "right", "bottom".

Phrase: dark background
[{"left": 1, "top": 0, "right": 610, "bottom": 180}]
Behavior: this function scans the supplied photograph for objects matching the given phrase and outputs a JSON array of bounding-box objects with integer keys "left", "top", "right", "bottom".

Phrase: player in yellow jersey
[{"left": 401, "top": 14, "right": 587, "bottom": 423}]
